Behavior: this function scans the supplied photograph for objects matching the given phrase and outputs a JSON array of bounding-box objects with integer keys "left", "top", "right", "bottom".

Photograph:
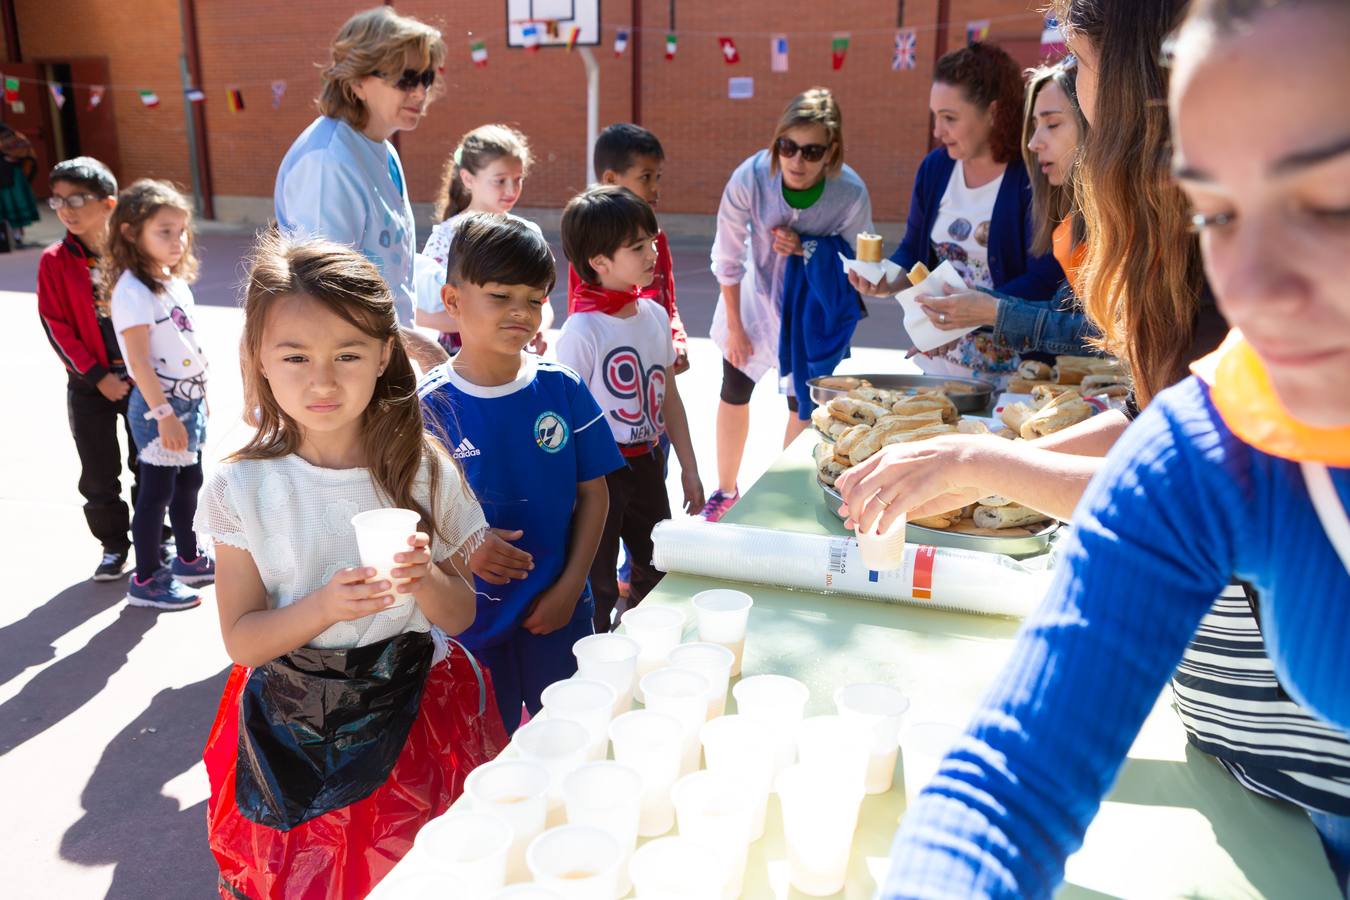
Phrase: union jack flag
[{"left": 893, "top": 28, "right": 916, "bottom": 71}]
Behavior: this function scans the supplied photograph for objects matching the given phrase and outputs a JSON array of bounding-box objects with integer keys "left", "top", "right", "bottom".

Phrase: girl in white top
[
  {"left": 107, "top": 180, "right": 213, "bottom": 610},
  {"left": 196, "top": 233, "right": 505, "bottom": 897},
  {"left": 414, "top": 124, "right": 554, "bottom": 353}
]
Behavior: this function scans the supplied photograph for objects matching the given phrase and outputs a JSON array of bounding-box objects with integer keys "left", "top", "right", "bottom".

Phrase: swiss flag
[{"left": 718, "top": 36, "right": 740, "bottom": 64}]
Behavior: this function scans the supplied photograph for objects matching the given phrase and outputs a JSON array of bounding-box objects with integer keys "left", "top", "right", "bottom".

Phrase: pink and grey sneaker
[
  {"left": 171, "top": 553, "right": 216, "bottom": 586},
  {"left": 698, "top": 488, "right": 740, "bottom": 523},
  {"left": 126, "top": 568, "right": 202, "bottom": 611}
]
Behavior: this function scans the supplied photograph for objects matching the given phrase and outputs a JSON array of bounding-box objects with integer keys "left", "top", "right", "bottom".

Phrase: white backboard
[{"left": 506, "top": 0, "right": 601, "bottom": 48}]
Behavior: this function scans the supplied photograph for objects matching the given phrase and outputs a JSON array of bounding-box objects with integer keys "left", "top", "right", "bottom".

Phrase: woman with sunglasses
[
  {"left": 274, "top": 6, "right": 446, "bottom": 367},
  {"left": 853, "top": 43, "right": 1064, "bottom": 387},
  {"left": 703, "top": 87, "right": 873, "bottom": 522},
  {"left": 873, "top": 0, "right": 1350, "bottom": 895}
]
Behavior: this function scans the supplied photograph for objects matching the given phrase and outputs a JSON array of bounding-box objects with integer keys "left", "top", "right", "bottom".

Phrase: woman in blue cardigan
[{"left": 855, "top": 43, "right": 1064, "bottom": 384}]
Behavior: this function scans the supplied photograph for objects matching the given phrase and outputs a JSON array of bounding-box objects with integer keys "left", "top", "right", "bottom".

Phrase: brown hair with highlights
[
  {"left": 438, "top": 124, "right": 533, "bottom": 221},
  {"left": 318, "top": 6, "right": 446, "bottom": 132},
  {"left": 104, "top": 179, "right": 199, "bottom": 296},
  {"left": 1023, "top": 59, "right": 1087, "bottom": 257},
  {"left": 233, "top": 230, "right": 468, "bottom": 542},
  {"left": 769, "top": 87, "right": 845, "bottom": 177},
  {"left": 934, "top": 43, "right": 1026, "bottom": 165}
]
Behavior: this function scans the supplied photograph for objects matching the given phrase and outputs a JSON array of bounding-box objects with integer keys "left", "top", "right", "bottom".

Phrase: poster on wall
[{"left": 728, "top": 76, "right": 754, "bottom": 99}]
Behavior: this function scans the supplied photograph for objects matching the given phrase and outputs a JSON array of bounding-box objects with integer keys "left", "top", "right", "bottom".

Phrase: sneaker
[
  {"left": 698, "top": 488, "right": 740, "bottom": 523},
  {"left": 93, "top": 549, "right": 129, "bottom": 582},
  {"left": 171, "top": 553, "right": 216, "bottom": 586},
  {"left": 126, "top": 568, "right": 201, "bottom": 611}
]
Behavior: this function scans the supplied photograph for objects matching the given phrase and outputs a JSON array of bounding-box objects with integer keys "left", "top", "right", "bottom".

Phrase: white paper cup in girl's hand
[
  {"left": 351, "top": 508, "right": 422, "bottom": 607},
  {"left": 854, "top": 510, "right": 906, "bottom": 571}
]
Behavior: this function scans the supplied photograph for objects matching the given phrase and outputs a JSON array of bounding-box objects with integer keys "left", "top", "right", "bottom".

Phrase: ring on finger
[{"left": 938, "top": 312, "right": 948, "bottom": 324}]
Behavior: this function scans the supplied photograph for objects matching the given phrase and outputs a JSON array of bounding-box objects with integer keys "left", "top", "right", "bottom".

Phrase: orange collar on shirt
[
  {"left": 1192, "top": 330, "right": 1350, "bottom": 465},
  {"left": 1051, "top": 219, "right": 1087, "bottom": 298}
]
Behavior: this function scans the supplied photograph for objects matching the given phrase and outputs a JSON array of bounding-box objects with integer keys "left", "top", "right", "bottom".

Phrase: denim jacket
[{"left": 990, "top": 281, "right": 1099, "bottom": 357}]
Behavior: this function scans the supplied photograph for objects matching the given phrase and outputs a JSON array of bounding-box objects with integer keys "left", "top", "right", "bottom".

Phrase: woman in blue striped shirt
[{"left": 857, "top": 0, "right": 1350, "bottom": 896}]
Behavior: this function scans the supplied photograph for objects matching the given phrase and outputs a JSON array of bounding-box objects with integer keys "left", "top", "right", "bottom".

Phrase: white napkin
[
  {"left": 839, "top": 252, "right": 904, "bottom": 288},
  {"left": 895, "top": 260, "right": 978, "bottom": 352}
]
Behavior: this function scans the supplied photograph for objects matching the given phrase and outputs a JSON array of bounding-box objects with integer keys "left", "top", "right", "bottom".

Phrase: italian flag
[
  {"left": 139, "top": 89, "right": 160, "bottom": 108},
  {"left": 665, "top": 33, "right": 677, "bottom": 61},
  {"left": 471, "top": 39, "right": 488, "bottom": 68},
  {"left": 831, "top": 34, "right": 850, "bottom": 70}
]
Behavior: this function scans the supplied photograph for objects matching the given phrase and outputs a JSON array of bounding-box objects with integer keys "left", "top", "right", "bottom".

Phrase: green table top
[{"left": 636, "top": 433, "right": 1338, "bottom": 899}]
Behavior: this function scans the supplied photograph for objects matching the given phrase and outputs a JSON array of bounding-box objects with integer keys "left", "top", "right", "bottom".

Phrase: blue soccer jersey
[{"left": 418, "top": 355, "right": 625, "bottom": 650}]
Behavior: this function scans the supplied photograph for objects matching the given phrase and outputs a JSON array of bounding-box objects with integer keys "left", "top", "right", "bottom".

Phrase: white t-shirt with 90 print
[{"left": 555, "top": 298, "right": 675, "bottom": 446}]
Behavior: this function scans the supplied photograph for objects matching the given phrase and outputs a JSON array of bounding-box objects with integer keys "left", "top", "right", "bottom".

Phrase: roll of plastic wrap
[{"left": 652, "top": 520, "right": 1050, "bottom": 618}]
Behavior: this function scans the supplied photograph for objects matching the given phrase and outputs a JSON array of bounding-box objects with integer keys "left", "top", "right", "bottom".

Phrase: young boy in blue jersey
[
  {"left": 556, "top": 186, "right": 704, "bottom": 633},
  {"left": 418, "top": 213, "right": 622, "bottom": 732}
]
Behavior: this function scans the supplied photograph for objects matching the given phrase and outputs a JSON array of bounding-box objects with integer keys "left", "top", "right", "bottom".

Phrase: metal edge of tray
[
  {"left": 817, "top": 478, "right": 1056, "bottom": 559},
  {"left": 808, "top": 373, "right": 995, "bottom": 414}
]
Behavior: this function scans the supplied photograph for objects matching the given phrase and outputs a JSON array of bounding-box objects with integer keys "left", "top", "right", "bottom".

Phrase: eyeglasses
[
  {"left": 378, "top": 67, "right": 436, "bottom": 92},
  {"left": 48, "top": 193, "right": 102, "bottom": 211},
  {"left": 775, "top": 137, "right": 831, "bottom": 163}
]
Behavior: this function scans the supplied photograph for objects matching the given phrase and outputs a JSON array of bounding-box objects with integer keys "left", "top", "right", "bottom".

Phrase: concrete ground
[{"left": 0, "top": 208, "right": 912, "bottom": 898}]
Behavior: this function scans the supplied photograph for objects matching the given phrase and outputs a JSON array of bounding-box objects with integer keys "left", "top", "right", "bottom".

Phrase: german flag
[{"left": 226, "top": 88, "right": 244, "bottom": 113}]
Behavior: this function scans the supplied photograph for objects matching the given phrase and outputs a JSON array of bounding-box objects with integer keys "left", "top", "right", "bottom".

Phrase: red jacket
[
  {"left": 567, "top": 230, "right": 687, "bottom": 354},
  {"left": 38, "top": 233, "right": 113, "bottom": 385}
]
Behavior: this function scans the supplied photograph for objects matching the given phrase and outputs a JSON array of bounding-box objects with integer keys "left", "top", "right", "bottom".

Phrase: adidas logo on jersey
[{"left": 451, "top": 438, "right": 481, "bottom": 459}]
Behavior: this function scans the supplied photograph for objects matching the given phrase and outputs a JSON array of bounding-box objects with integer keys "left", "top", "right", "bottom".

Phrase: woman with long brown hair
[
  {"left": 196, "top": 233, "right": 507, "bottom": 898},
  {"left": 871, "top": 0, "right": 1350, "bottom": 893}
]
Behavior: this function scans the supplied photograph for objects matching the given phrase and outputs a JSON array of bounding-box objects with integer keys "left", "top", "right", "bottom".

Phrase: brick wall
[{"left": 9, "top": 0, "right": 1050, "bottom": 221}]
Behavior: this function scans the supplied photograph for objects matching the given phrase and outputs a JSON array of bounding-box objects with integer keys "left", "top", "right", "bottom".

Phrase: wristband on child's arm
[{"left": 143, "top": 403, "right": 175, "bottom": 422}]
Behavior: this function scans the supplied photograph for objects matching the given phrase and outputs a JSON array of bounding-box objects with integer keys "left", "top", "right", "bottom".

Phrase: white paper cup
[
  {"left": 854, "top": 510, "right": 907, "bottom": 571},
  {"left": 526, "top": 824, "right": 623, "bottom": 900},
  {"left": 667, "top": 642, "right": 735, "bottom": 720},
  {"left": 514, "top": 718, "right": 590, "bottom": 813},
  {"left": 834, "top": 682, "right": 911, "bottom": 794},
  {"left": 607, "top": 710, "right": 683, "bottom": 837},
  {"left": 464, "top": 759, "right": 551, "bottom": 883},
  {"left": 489, "top": 886, "right": 566, "bottom": 899},
  {"left": 413, "top": 810, "right": 512, "bottom": 897},
  {"left": 670, "top": 770, "right": 755, "bottom": 900},
  {"left": 731, "top": 674, "right": 809, "bottom": 782},
  {"left": 639, "top": 668, "right": 711, "bottom": 775},
  {"left": 572, "top": 633, "right": 640, "bottom": 716},
  {"left": 628, "top": 836, "right": 726, "bottom": 900},
  {"left": 351, "top": 507, "right": 421, "bottom": 608},
  {"left": 776, "top": 763, "right": 865, "bottom": 897},
  {"left": 620, "top": 607, "right": 686, "bottom": 701},
  {"left": 796, "top": 714, "right": 873, "bottom": 792},
  {"left": 541, "top": 678, "right": 618, "bottom": 761},
  {"left": 690, "top": 589, "right": 753, "bottom": 676},
  {"left": 900, "top": 721, "right": 963, "bottom": 809},
  {"left": 562, "top": 762, "right": 643, "bottom": 897},
  {"left": 699, "top": 714, "right": 776, "bottom": 840},
  {"left": 374, "top": 871, "right": 447, "bottom": 899}
]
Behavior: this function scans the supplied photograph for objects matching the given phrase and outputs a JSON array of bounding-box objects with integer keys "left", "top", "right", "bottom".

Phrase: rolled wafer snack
[
  {"left": 974, "top": 504, "right": 1050, "bottom": 530},
  {"left": 856, "top": 232, "right": 884, "bottom": 263},
  {"left": 907, "top": 261, "right": 931, "bottom": 285}
]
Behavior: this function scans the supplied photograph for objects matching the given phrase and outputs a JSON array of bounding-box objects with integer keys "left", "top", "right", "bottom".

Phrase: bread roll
[
  {"left": 872, "top": 410, "right": 945, "bottom": 432},
  {"left": 1080, "top": 373, "right": 1130, "bottom": 393},
  {"left": 856, "top": 233, "right": 883, "bottom": 263},
  {"left": 1006, "top": 377, "right": 1061, "bottom": 394},
  {"left": 815, "top": 375, "right": 863, "bottom": 390},
  {"left": 1019, "top": 397, "right": 1093, "bottom": 439},
  {"left": 1000, "top": 401, "right": 1035, "bottom": 433},
  {"left": 1017, "top": 360, "right": 1052, "bottom": 381},
  {"left": 940, "top": 380, "right": 979, "bottom": 394},
  {"left": 891, "top": 392, "right": 958, "bottom": 423},
  {"left": 828, "top": 397, "right": 891, "bottom": 425},
  {"left": 994, "top": 426, "right": 1018, "bottom": 440},
  {"left": 910, "top": 513, "right": 955, "bottom": 529},
  {"left": 811, "top": 405, "right": 835, "bottom": 435},
  {"left": 883, "top": 423, "right": 957, "bottom": 445},
  {"left": 834, "top": 424, "right": 871, "bottom": 460},
  {"left": 956, "top": 418, "right": 990, "bottom": 435},
  {"left": 1032, "top": 384, "right": 1080, "bottom": 408},
  {"left": 973, "top": 504, "right": 1050, "bottom": 530},
  {"left": 977, "top": 494, "right": 1011, "bottom": 507}
]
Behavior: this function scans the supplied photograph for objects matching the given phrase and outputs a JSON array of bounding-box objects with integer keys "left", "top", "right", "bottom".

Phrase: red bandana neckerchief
[{"left": 570, "top": 280, "right": 641, "bottom": 316}]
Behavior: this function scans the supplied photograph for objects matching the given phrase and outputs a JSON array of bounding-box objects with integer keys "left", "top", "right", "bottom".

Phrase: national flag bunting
[
  {"left": 718, "top": 36, "right": 739, "bottom": 64},
  {"left": 185, "top": 87, "right": 205, "bottom": 103},
  {"left": 49, "top": 83, "right": 66, "bottom": 109},
  {"left": 88, "top": 85, "right": 105, "bottom": 110},
  {"left": 664, "top": 33, "right": 677, "bottom": 60},
  {"left": 892, "top": 28, "right": 917, "bottom": 71},
  {"left": 831, "top": 34, "right": 850, "bottom": 70},
  {"left": 564, "top": 25, "right": 581, "bottom": 51},
  {"left": 771, "top": 35, "right": 788, "bottom": 73},
  {"left": 3, "top": 76, "right": 19, "bottom": 103},
  {"left": 544, "top": 20, "right": 560, "bottom": 39},
  {"left": 966, "top": 20, "right": 990, "bottom": 44},
  {"left": 1040, "top": 17, "right": 1066, "bottom": 59},
  {"left": 471, "top": 39, "right": 488, "bottom": 67},
  {"left": 521, "top": 22, "right": 541, "bottom": 53},
  {"left": 271, "top": 80, "right": 287, "bottom": 109},
  {"left": 226, "top": 88, "right": 244, "bottom": 112},
  {"left": 138, "top": 89, "right": 160, "bottom": 108},
  {"left": 614, "top": 28, "right": 629, "bottom": 57}
]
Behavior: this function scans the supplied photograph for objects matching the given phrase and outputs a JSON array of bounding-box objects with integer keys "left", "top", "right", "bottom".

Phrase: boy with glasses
[{"left": 37, "top": 157, "right": 142, "bottom": 580}]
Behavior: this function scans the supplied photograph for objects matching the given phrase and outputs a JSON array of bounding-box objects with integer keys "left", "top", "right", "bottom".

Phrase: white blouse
[{"left": 195, "top": 452, "right": 487, "bottom": 650}]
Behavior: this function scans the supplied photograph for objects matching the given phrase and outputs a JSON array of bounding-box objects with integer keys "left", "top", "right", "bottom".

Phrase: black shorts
[{"left": 720, "top": 358, "right": 797, "bottom": 412}]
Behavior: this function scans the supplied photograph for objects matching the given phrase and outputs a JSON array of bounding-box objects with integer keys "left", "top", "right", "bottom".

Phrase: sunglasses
[
  {"left": 48, "top": 193, "right": 102, "bottom": 211},
  {"left": 379, "top": 67, "right": 436, "bottom": 92},
  {"left": 775, "top": 136, "right": 831, "bottom": 163}
]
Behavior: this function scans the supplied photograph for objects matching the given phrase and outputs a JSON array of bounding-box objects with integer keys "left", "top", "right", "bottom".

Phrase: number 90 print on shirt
[{"left": 603, "top": 346, "right": 666, "bottom": 439}]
